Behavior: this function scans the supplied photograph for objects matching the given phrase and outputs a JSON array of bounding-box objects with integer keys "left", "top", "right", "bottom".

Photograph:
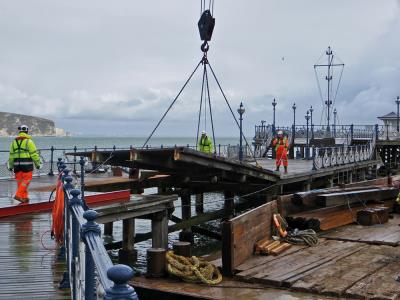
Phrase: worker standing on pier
[
  {"left": 7, "top": 125, "right": 41, "bottom": 203},
  {"left": 272, "top": 130, "right": 289, "bottom": 173},
  {"left": 199, "top": 131, "right": 213, "bottom": 154}
]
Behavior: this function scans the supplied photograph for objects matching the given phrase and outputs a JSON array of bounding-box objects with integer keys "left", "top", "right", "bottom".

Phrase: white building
[{"left": 378, "top": 112, "right": 400, "bottom": 140}]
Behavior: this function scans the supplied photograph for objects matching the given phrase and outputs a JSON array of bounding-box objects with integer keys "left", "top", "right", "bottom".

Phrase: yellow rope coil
[{"left": 166, "top": 251, "right": 222, "bottom": 285}]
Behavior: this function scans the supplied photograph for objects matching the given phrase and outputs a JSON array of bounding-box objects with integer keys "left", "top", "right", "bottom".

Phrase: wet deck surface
[
  {"left": 235, "top": 215, "right": 400, "bottom": 299},
  {"left": 0, "top": 174, "right": 119, "bottom": 299},
  {"left": 0, "top": 212, "right": 70, "bottom": 299}
]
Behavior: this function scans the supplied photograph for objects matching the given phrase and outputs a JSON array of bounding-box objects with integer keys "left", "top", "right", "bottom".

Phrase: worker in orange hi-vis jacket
[{"left": 271, "top": 130, "right": 289, "bottom": 173}]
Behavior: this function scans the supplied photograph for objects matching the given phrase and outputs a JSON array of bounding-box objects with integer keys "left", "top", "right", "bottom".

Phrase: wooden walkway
[
  {"left": 0, "top": 174, "right": 129, "bottom": 299},
  {"left": 0, "top": 212, "right": 70, "bottom": 299},
  {"left": 234, "top": 215, "right": 400, "bottom": 299}
]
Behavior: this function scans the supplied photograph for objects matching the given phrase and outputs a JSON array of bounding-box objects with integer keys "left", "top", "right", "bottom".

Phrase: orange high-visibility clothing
[
  {"left": 272, "top": 137, "right": 289, "bottom": 167},
  {"left": 15, "top": 171, "right": 33, "bottom": 200}
]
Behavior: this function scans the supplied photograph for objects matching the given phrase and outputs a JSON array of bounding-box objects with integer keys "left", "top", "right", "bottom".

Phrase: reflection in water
[{"left": 10, "top": 217, "right": 33, "bottom": 271}]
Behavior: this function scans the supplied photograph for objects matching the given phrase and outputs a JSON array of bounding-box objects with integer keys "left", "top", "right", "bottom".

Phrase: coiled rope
[
  {"left": 166, "top": 251, "right": 222, "bottom": 285},
  {"left": 273, "top": 214, "right": 318, "bottom": 246}
]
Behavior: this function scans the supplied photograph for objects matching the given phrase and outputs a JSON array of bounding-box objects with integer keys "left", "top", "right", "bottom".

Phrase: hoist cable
[
  {"left": 196, "top": 63, "right": 207, "bottom": 149},
  {"left": 207, "top": 61, "right": 259, "bottom": 163},
  {"left": 332, "top": 65, "right": 344, "bottom": 108},
  {"left": 205, "top": 64, "right": 217, "bottom": 154},
  {"left": 314, "top": 67, "right": 325, "bottom": 108},
  {"left": 143, "top": 59, "right": 203, "bottom": 148}
]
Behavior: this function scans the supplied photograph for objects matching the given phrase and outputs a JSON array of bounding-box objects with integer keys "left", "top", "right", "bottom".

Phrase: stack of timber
[
  {"left": 286, "top": 187, "right": 398, "bottom": 231},
  {"left": 254, "top": 238, "right": 292, "bottom": 256}
]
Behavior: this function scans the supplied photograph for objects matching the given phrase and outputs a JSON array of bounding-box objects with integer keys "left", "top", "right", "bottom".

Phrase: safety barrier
[
  {"left": 58, "top": 160, "right": 138, "bottom": 300},
  {"left": 312, "top": 140, "right": 375, "bottom": 170},
  {"left": 0, "top": 143, "right": 251, "bottom": 180}
]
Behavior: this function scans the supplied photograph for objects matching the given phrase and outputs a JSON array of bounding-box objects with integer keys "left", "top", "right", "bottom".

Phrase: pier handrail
[
  {"left": 58, "top": 161, "right": 138, "bottom": 300},
  {"left": 312, "top": 139, "right": 376, "bottom": 170}
]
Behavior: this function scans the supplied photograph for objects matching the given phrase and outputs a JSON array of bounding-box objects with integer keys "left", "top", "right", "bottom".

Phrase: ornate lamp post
[
  {"left": 309, "top": 105, "right": 314, "bottom": 139},
  {"left": 305, "top": 110, "right": 311, "bottom": 159},
  {"left": 333, "top": 108, "right": 337, "bottom": 138},
  {"left": 238, "top": 102, "right": 245, "bottom": 162},
  {"left": 396, "top": 96, "right": 400, "bottom": 132},
  {"left": 272, "top": 98, "right": 277, "bottom": 134}
]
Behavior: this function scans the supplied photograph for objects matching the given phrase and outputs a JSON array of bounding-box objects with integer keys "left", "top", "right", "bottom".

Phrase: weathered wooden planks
[
  {"left": 291, "top": 245, "right": 399, "bottom": 298},
  {"left": 222, "top": 201, "right": 277, "bottom": 275},
  {"left": 288, "top": 200, "right": 394, "bottom": 231},
  {"left": 322, "top": 214, "right": 400, "bottom": 246},
  {"left": 316, "top": 187, "right": 398, "bottom": 207}
]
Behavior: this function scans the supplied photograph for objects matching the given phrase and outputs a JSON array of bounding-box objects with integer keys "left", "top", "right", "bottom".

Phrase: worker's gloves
[
  {"left": 8, "top": 167, "right": 13, "bottom": 172},
  {"left": 7, "top": 162, "right": 13, "bottom": 172},
  {"left": 36, "top": 164, "right": 42, "bottom": 170}
]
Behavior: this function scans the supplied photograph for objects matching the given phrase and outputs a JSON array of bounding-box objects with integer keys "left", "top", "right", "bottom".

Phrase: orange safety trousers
[
  {"left": 15, "top": 171, "right": 33, "bottom": 200},
  {"left": 276, "top": 146, "right": 288, "bottom": 167}
]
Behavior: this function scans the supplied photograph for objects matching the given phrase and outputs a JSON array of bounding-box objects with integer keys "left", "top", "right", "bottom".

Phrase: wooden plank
[
  {"left": 344, "top": 259, "right": 400, "bottom": 300},
  {"left": 316, "top": 187, "right": 398, "bottom": 207},
  {"left": 222, "top": 200, "right": 277, "bottom": 275},
  {"left": 251, "top": 240, "right": 361, "bottom": 287},
  {"left": 291, "top": 245, "right": 399, "bottom": 297},
  {"left": 322, "top": 214, "right": 400, "bottom": 246}
]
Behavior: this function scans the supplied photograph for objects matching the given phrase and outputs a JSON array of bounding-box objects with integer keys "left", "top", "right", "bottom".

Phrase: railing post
[
  {"left": 312, "top": 147, "right": 317, "bottom": 171},
  {"left": 69, "top": 189, "right": 83, "bottom": 300},
  {"left": 350, "top": 124, "right": 354, "bottom": 142},
  {"left": 73, "top": 146, "right": 77, "bottom": 174},
  {"left": 375, "top": 124, "right": 379, "bottom": 141},
  {"left": 81, "top": 210, "right": 101, "bottom": 300},
  {"left": 80, "top": 157, "right": 88, "bottom": 209},
  {"left": 386, "top": 123, "right": 389, "bottom": 140},
  {"left": 104, "top": 265, "right": 138, "bottom": 300},
  {"left": 48, "top": 146, "right": 55, "bottom": 176}
]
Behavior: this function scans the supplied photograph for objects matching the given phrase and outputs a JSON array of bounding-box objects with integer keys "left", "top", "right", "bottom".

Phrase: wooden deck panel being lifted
[{"left": 70, "top": 147, "right": 280, "bottom": 185}]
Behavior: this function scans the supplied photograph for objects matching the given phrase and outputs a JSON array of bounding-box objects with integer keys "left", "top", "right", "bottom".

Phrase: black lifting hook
[{"left": 201, "top": 41, "right": 209, "bottom": 53}]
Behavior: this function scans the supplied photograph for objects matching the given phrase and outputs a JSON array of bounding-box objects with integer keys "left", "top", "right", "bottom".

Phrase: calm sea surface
[{"left": 0, "top": 136, "right": 239, "bottom": 272}]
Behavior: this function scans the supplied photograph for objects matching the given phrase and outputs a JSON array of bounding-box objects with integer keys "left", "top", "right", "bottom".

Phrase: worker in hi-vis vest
[
  {"left": 272, "top": 130, "right": 289, "bottom": 173},
  {"left": 8, "top": 125, "right": 41, "bottom": 203},
  {"left": 199, "top": 131, "right": 213, "bottom": 154}
]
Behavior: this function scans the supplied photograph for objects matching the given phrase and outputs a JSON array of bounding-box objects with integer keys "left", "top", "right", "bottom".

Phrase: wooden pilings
[
  {"left": 195, "top": 193, "right": 204, "bottom": 214},
  {"left": 223, "top": 190, "right": 235, "bottom": 221},
  {"left": 179, "top": 191, "right": 193, "bottom": 242},
  {"left": 104, "top": 222, "right": 113, "bottom": 235},
  {"left": 152, "top": 211, "right": 168, "bottom": 249},
  {"left": 118, "top": 218, "right": 137, "bottom": 265}
]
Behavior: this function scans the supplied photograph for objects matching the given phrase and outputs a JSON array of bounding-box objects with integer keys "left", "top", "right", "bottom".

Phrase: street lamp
[
  {"left": 305, "top": 110, "right": 311, "bottom": 159},
  {"left": 309, "top": 105, "right": 314, "bottom": 139},
  {"left": 396, "top": 96, "right": 400, "bottom": 132},
  {"left": 333, "top": 108, "right": 337, "bottom": 138},
  {"left": 272, "top": 98, "right": 277, "bottom": 134},
  {"left": 238, "top": 102, "right": 245, "bottom": 162}
]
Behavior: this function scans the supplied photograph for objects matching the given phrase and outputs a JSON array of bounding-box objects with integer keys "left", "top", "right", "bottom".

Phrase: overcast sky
[{"left": 0, "top": 0, "right": 399, "bottom": 137}]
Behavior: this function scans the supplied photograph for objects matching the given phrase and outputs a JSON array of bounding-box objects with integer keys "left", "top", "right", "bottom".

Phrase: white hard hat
[
  {"left": 18, "top": 125, "right": 29, "bottom": 132},
  {"left": 277, "top": 130, "right": 283, "bottom": 135},
  {"left": 201, "top": 130, "right": 206, "bottom": 135}
]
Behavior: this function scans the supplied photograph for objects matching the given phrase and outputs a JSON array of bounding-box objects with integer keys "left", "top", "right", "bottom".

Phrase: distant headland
[{"left": 0, "top": 111, "right": 69, "bottom": 137}]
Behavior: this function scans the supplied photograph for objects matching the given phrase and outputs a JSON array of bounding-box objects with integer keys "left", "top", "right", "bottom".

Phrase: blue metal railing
[{"left": 58, "top": 159, "right": 138, "bottom": 300}]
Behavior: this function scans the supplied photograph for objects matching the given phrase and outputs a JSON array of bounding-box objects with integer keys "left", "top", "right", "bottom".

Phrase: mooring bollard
[
  {"left": 81, "top": 210, "right": 101, "bottom": 300},
  {"left": 146, "top": 248, "right": 167, "bottom": 278},
  {"left": 104, "top": 265, "right": 138, "bottom": 300},
  {"left": 173, "top": 241, "right": 191, "bottom": 257}
]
